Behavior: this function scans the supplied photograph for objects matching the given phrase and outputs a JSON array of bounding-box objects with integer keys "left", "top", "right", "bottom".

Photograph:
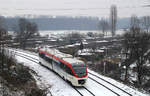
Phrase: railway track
[
  {"left": 73, "top": 86, "right": 95, "bottom": 96},
  {"left": 88, "top": 72, "right": 132, "bottom": 96},
  {"left": 9, "top": 48, "right": 38, "bottom": 57},
  {"left": 10, "top": 49, "right": 133, "bottom": 96},
  {"left": 88, "top": 77, "right": 120, "bottom": 96},
  {"left": 13, "top": 50, "right": 39, "bottom": 61}
]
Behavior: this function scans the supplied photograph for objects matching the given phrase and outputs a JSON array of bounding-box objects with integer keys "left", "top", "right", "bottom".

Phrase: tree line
[{"left": 122, "top": 16, "right": 150, "bottom": 88}]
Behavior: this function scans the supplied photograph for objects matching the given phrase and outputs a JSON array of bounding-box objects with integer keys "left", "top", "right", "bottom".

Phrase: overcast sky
[{"left": 0, "top": 0, "right": 150, "bottom": 18}]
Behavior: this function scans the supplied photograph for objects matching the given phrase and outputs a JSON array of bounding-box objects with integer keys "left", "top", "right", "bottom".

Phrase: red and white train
[{"left": 38, "top": 47, "right": 88, "bottom": 86}]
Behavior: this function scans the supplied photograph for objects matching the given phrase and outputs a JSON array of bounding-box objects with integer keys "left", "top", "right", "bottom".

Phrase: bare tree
[
  {"left": 110, "top": 5, "right": 117, "bottom": 37},
  {"left": 0, "top": 16, "right": 8, "bottom": 95},
  {"left": 64, "top": 32, "right": 84, "bottom": 57},
  {"left": 79, "top": 41, "right": 84, "bottom": 52},
  {"left": 122, "top": 28, "right": 138, "bottom": 82},
  {"left": 141, "top": 16, "right": 150, "bottom": 33},
  {"left": 98, "top": 18, "right": 109, "bottom": 36},
  {"left": 15, "top": 18, "right": 38, "bottom": 49},
  {"left": 122, "top": 27, "right": 150, "bottom": 85},
  {"left": 66, "top": 32, "right": 83, "bottom": 44},
  {"left": 0, "top": 17, "right": 7, "bottom": 63},
  {"left": 133, "top": 31, "right": 150, "bottom": 85},
  {"left": 87, "top": 32, "right": 94, "bottom": 37}
]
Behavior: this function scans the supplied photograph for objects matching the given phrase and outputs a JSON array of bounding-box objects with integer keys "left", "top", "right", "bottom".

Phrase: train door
[
  {"left": 63, "top": 64, "right": 69, "bottom": 80},
  {"left": 43, "top": 55, "right": 52, "bottom": 69},
  {"left": 64, "top": 65, "right": 73, "bottom": 81},
  {"left": 60, "top": 62, "right": 67, "bottom": 79},
  {"left": 52, "top": 59, "right": 61, "bottom": 74},
  {"left": 39, "top": 52, "right": 47, "bottom": 66},
  {"left": 52, "top": 60, "right": 56, "bottom": 72},
  {"left": 46, "top": 56, "right": 53, "bottom": 69}
]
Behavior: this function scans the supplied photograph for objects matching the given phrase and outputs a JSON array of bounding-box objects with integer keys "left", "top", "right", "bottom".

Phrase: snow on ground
[
  {"left": 7, "top": 49, "right": 149, "bottom": 96},
  {"left": 96, "top": 40, "right": 109, "bottom": 43},
  {"left": 85, "top": 79, "right": 116, "bottom": 96},
  {"left": 78, "top": 49, "right": 104, "bottom": 56},
  {"left": 9, "top": 30, "right": 125, "bottom": 39},
  {"left": 10, "top": 51, "right": 80, "bottom": 96},
  {"left": 88, "top": 69, "right": 149, "bottom": 96},
  {"left": 39, "top": 30, "right": 125, "bottom": 38},
  {"left": 8, "top": 48, "right": 38, "bottom": 56}
]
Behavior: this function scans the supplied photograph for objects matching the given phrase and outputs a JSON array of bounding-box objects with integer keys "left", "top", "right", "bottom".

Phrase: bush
[
  {"left": 0, "top": 53, "right": 48, "bottom": 96},
  {"left": 25, "top": 88, "right": 47, "bottom": 96},
  {"left": 143, "top": 79, "right": 150, "bottom": 93}
]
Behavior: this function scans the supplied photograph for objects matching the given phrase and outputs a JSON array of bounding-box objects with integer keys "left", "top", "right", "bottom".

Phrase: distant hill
[{"left": 3, "top": 16, "right": 130, "bottom": 31}]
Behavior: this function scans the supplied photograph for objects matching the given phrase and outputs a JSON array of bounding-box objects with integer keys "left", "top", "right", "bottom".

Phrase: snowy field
[
  {"left": 7, "top": 48, "right": 149, "bottom": 96},
  {"left": 39, "top": 30, "right": 125, "bottom": 37},
  {"left": 0, "top": 0, "right": 150, "bottom": 18}
]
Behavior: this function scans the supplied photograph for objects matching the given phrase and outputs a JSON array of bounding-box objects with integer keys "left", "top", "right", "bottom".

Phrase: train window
[
  {"left": 39, "top": 53, "right": 42, "bottom": 57},
  {"left": 45, "top": 56, "right": 52, "bottom": 64},
  {"left": 39, "top": 53, "right": 52, "bottom": 64},
  {"left": 48, "top": 58, "right": 52, "bottom": 63},
  {"left": 64, "top": 65, "right": 73, "bottom": 75},
  {"left": 53, "top": 60, "right": 61, "bottom": 67},
  {"left": 72, "top": 63, "right": 86, "bottom": 77},
  {"left": 56, "top": 60, "right": 60, "bottom": 65},
  {"left": 73, "top": 67, "right": 86, "bottom": 74},
  {"left": 39, "top": 53, "right": 45, "bottom": 58},
  {"left": 44, "top": 56, "right": 47, "bottom": 61},
  {"left": 60, "top": 62, "right": 64, "bottom": 68}
]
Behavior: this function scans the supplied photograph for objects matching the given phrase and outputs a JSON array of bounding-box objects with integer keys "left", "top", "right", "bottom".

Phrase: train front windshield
[{"left": 72, "top": 63, "right": 86, "bottom": 77}]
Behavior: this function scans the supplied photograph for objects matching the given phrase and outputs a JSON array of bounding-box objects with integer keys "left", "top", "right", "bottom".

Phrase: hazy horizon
[{"left": 0, "top": 0, "right": 150, "bottom": 18}]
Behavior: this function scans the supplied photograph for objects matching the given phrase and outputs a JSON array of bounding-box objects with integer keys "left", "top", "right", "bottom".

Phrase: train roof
[
  {"left": 62, "top": 58, "right": 84, "bottom": 66},
  {"left": 40, "top": 47, "right": 72, "bottom": 58}
]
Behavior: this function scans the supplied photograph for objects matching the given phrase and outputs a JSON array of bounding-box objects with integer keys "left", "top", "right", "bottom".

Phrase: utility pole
[
  {"left": 103, "top": 47, "right": 107, "bottom": 74},
  {"left": 103, "top": 61, "right": 106, "bottom": 74}
]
